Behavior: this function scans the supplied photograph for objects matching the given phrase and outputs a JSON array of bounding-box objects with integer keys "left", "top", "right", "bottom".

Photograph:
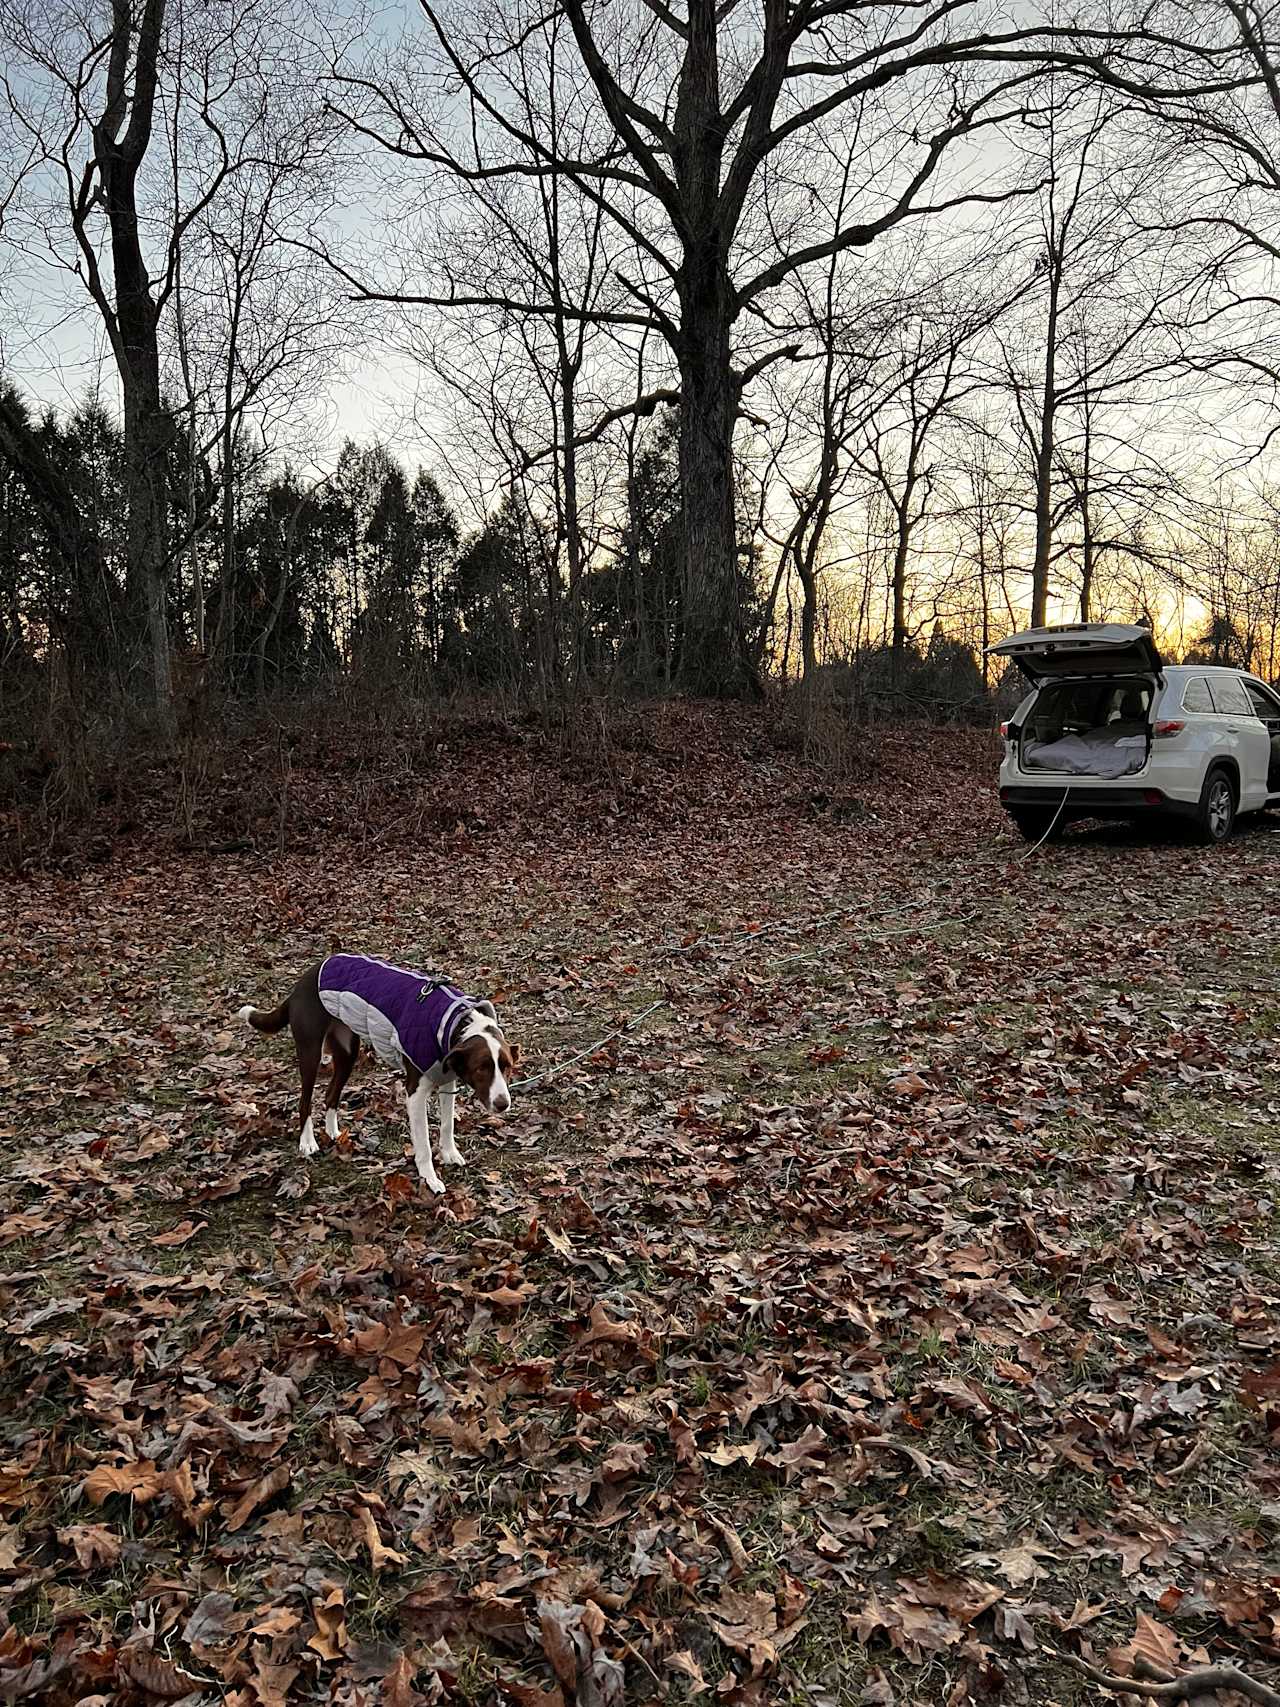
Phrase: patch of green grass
[
  {"left": 340, "top": 1562, "right": 408, "bottom": 1641},
  {"left": 451, "top": 1647, "right": 503, "bottom": 1705},
  {"left": 776, "top": 1594, "right": 873, "bottom": 1707}
]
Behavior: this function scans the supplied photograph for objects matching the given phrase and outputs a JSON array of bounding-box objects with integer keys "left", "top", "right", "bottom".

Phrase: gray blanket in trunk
[{"left": 1023, "top": 725, "right": 1147, "bottom": 779}]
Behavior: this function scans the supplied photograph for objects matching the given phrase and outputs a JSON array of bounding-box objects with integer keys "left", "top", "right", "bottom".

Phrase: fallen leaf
[
  {"left": 359, "top": 1505, "right": 407, "bottom": 1570},
  {"left": 57, "top": 1523, "right": 119, "bottom": 1569},
  {"left": 224, "top": 1464, "right": 290, "bottom": 1533},
  {"left": 84, "top": 1461, "right": 162, "bottom": 1506},
  {"left": 148, "top": 1219, "right": 207, "bottom": 1247}
]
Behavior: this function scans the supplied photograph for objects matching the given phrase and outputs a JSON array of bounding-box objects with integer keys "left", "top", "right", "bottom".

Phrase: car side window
[
  {"left": 1181, "top": 677, "right": 1213, "bottom": 713},
  {"left": 1245, "top": 681, "right": 1280, "bottom": 719},
  {"left": 1208, "top": 676, "right": 1252, "bottom": 715}
]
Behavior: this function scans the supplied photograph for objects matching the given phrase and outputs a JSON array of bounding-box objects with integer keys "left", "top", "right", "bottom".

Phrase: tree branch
[
  {"left": 559, "top": 0, "right": 684, "bottom": 230},
  {"left": 1059, "top": 1652, "right": 1280, "bottom": 1707},
  {"left": 292, "top": 235, "right": 660, "bottom": 329},
  {"left": 736, "top": 100, "right": 1039, "bottom": 306}
]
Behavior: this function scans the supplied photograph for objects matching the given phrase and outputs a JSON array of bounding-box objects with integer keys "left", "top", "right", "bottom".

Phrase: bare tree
[
  {"left": 325, "top": 0, "right": 1135, "bottom": 695},
  {"left": 378, "top": 7, "right": 616, "bottom": 693},
  {"left": 991, "top": 81, "right": 1196, "bottom": 626},
  {"left": 853, "top": 304, "right": 995, "bottom": 681},
  {"left": 0, "top": 0, "right": 343, "bottom": 712},
  {"left": 0, "top": 0, "right": 182, "bottom": 710}
]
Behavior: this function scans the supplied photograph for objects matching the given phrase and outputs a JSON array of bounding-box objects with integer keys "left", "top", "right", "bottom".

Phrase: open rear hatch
[
  {"left": 989, "top": 622, "right": 1163, "bottom": 683},
  {"left": 990, "top": 626, "right": 1163, "bottom": 780}
]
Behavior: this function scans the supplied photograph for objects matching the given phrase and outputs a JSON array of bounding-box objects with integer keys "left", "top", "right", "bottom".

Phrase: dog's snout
[{"left": 492, "top": 1091, "right": 511, "bottom": 1114}]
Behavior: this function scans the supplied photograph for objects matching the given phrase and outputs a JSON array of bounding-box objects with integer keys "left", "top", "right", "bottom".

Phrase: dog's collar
[{"left": 443, "top": 994, "right": 499, "bottom": 1061}]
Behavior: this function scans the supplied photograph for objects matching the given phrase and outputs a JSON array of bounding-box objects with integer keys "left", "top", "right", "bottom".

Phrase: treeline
[
  {"left": 6, "top": 0, "right": 1280, "bottom": 736},
  {"left": 4, "top": 383, "right": 1270, "bottom": 747},
  {"left": 0, "top": 396, "right": 767, "bottom": 708}
]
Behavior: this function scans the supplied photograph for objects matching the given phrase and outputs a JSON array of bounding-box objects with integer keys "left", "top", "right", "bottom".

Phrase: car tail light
[
  {"left": 1153, "top": 720, "right": 1184, "bottom": 737},
  {"left": 999, "top": 721, "right": 1010, "bottom": 739},
  {"left": 1143, "top": 788, "right": 1164, "bottom": 805}
]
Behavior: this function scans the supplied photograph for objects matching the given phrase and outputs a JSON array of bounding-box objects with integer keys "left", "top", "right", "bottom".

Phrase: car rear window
[
  {"left": 1246, "top": 681, "right": 1280, "bottom": 717},
  {"left": 1027, "top": 679, "right": 1151, "bottom": 731},
  {"left": 1181, "top": 677, "right": 1213, "bottom": 713},
  {"left": 1208, "top": 676, "right": 1252, "bottom": 715}
]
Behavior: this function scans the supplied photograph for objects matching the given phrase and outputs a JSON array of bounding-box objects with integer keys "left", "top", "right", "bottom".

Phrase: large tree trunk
[
  {"left": 95, "top": 0, "right": 173, "bottom": 723},
  {"left": 675, "top": 270, "right": 759, "bottom": 696},
  {"left": 122, "top": 388, "right": 174, "bottom": 710},
  {"left": 668, "top": 0, "right": 761, "bottom": 700}
]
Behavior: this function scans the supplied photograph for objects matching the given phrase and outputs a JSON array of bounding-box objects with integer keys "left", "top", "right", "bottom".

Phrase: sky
[{"left": 4, "top": 0, "right": 1277, "bottom": 669}]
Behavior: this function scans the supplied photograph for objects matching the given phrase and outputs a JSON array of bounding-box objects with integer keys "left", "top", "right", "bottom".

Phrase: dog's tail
[{"left": 238, "top": 999, "right": 290, "bottom": 1034}]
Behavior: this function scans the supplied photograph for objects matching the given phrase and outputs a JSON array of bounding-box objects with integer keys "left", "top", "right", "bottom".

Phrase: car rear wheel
[
  {"left": 1009, "top": 807, "right": 1064, "bottom": 843},
  {"left": 1196, "top": 767, "right": 1236, "bottom": 844}
]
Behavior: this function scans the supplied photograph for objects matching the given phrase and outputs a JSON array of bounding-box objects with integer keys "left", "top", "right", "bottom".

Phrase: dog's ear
[
  {"left": 474, "top": 999, "right": 498, "bottom": 1021},
  {"left": 443, "top": 1048, "right": 467, "bottom": 1081}
]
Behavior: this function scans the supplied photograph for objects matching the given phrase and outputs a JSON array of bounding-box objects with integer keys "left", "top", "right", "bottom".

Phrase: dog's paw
[
  {"left": 325, "top": 1109, "right": 341, "bottom": 1141},
  {"left": 299, "top": 1124, "right": 320, "bottom": 1158},
  {"left": 417, "top": 1169, "right": 445, "bottom": 1195},
  {"left": 441, "top": 1146, "right": 465, "bottom": 1167}
]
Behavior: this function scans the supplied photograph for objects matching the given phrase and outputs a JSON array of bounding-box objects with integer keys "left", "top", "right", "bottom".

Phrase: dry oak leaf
[
  {"left": 57, "top": 1523, "right": 120, "bottom": 1569},
  {"left": 904, "top": 1571, "right": 1004, "bottom": 1625},
  {"left": 709, "top": 1588, "right": 808, "bottom": 1676},
  {"left": 766, "top": 1424, "right": 829, "bottom": 1473},
  {"left": 0, "top": 1645, "right": 75, "bottom": 1701},
  {"left": 1106, "top": 1611, "right": 1184, "bottom": 1681},
  {"left": 84, "top": 1461, "right": 162, "bottom": 1506},
  {"left": 700, "top": 1440, "right": 761, "bottom": 1467},
  {"left": 382, "top": 1650, "right": 430, "bottom": 1707},
  {"left": 988, "top": 1538, "right": 1057, "bottom": 1588},
  {"left": 358, "top": 1505, "right": 408, "bottom": 1570},
  {"left": 709, "top": 1515, "right": 751, "bottom": 1579},
  {"left": 250, "top": 1608, "right": 300, "bottom": 1639},
  {"left": 308, "top": 1586, "right": 348, "bottom": 1660},
  {"left": 577, "top": 1302, "right": 640, "bottom": 1348},
  {"left": 352, "top": 1320, "right": 427, "bottom": 1367},
  {"left": 182, "top": 1592, "right": 238, "bottom": 1647},
  {"left": 116, "top": 1646, "right": 201, "bottom": 1700},
  {"left": 147, "top": 1219, "right": 207, "bottom": 1247},
  {"left": 224, "top": 1464, "right": 290, "bottom": 1534},
  {"left": 248, "top": 1642, "right": 299, "bottom": 1707},
  {"left": 891, "top": 1598, "right": 965, "bottom": 1661},
  {"left": 481, "top": 1283, "right": 535, "bottom": 1310},
  {"left": 600, "top": 1440, "right": 647, "bottom": 1479},
  {"left": 666, "top": 1650, "right": 709, "bottom": 1693},
  {"left": 537, "top": 1602, "right": 580, "bottom": 1694},
  {"left": 889, "top": 1072, "right": 930, "bottom": 1098}
]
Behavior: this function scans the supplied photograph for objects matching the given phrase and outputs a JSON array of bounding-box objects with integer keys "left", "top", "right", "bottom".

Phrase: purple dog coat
[{"left": 318, "top": 954, "right": 477, "bottom": 1079}]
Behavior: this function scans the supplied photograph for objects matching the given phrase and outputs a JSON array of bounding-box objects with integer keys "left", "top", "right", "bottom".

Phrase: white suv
[{"left": 992, "top": 623, "right": 1280, "bottom": 842}]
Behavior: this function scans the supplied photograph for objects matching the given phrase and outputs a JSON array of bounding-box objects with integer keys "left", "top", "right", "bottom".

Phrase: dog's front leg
[
  {"left": 405, "top": 1076, "right": 444, "bottom": 1194},
  {"left": 437, "top": 1079, "right": 464, "bottom": 1167}
]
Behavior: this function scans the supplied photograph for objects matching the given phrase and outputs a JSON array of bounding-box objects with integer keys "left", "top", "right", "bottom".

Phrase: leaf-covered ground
[{"left": 1, "top": 704, "right": 1278, "bottom": 1706}]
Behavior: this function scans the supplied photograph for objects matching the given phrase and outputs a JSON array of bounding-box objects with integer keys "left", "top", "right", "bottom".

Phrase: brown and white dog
[{"left": 238, "top": 953, "right": 517, "bottom": 1193}]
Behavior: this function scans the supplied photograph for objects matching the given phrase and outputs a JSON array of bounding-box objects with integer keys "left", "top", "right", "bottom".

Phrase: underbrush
[{"left": 0, "top": 678, "right": 998, "bottom": 874}]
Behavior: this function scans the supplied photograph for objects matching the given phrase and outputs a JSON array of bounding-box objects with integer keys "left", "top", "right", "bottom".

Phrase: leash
[
  {"left": 1018, "top": 788, "right": 1071, "bottom": 862},
  {"left": 505, "top": 858, "right": 1005, "bottom": 1093},
  {"left": 509, "top": 997, "right": 669, "bottom": 1091}
]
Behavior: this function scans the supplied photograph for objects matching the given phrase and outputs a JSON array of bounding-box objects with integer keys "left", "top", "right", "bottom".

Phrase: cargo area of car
[{"left": 1017, "top": 678, "right": 1154, "bottom": 778}]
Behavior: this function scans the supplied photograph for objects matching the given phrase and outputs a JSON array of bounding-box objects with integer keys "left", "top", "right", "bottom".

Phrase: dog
[{"left": 238, "top": 953, "right": 517, "bottom": 1193}]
